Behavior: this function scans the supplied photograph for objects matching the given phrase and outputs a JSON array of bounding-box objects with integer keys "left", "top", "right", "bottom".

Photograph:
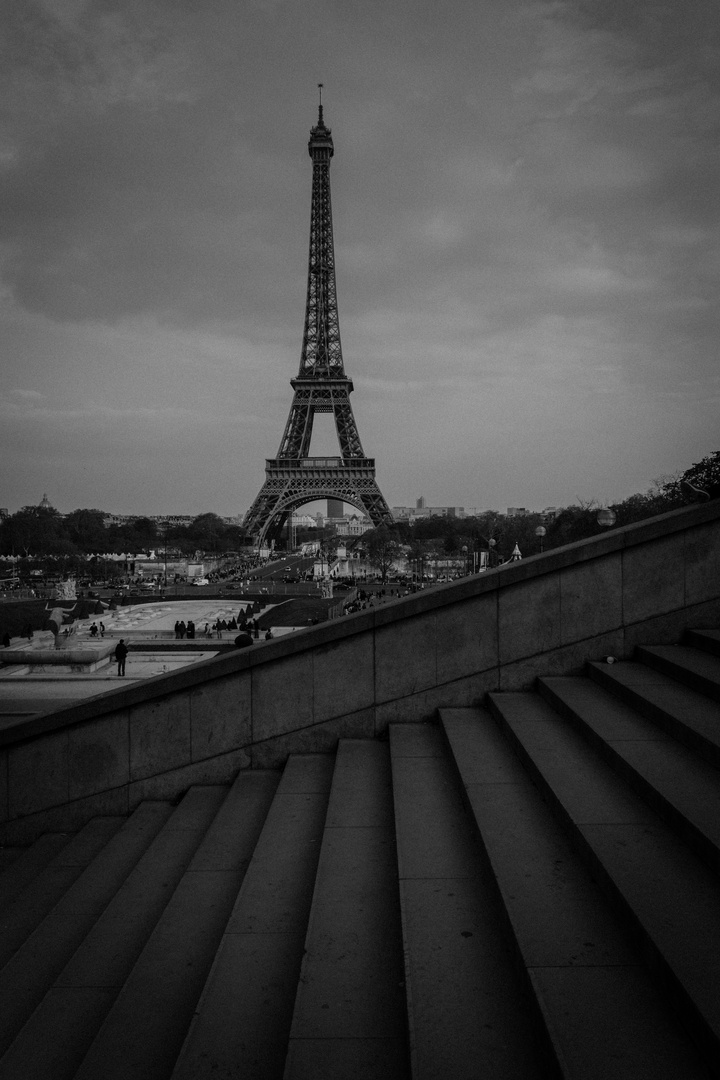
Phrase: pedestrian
[
  {"left": 253, "top": 620, "right": 259, "bottom": 639},
  {"left": 178, "top": 620, "right": 187, "bottom": 639},
  {"left": 99, "top": 622, "right": 105, "bottom": 637},
  {"left": 264, "top": 629, "right": 273, "bottom": 640},
  {"left": 174, "top": 620, "right": 181, "bottom": 639},
  {"left": 187, "top": 619, "right": 195, "bottom": 639},
  {"left": 2, "top": 632, "right": 10, "bottom": 648},
  {"left": 115, "top": 639, "right": 128, "bottom": 676},
  {"left": 90, "top": 623, "right": 98, "bottom": 637}
]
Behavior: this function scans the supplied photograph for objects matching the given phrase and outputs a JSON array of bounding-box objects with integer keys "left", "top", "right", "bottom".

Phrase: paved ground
[{"left": 0, "top": 599, "right": 288, "bottom": 719}]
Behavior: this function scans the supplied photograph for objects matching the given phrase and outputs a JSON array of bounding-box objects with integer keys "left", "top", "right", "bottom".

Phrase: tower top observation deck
[{"left": 309, "top": 83, "right": 333, "bottom": 158}]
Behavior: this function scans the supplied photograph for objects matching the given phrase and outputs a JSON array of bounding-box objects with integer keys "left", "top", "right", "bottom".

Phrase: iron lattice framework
[{"left": 244, "top": 98, "right": 393, "bottom": 544}]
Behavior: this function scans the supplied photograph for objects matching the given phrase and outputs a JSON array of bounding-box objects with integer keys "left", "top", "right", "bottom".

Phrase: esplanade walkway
[{"left": 0, "top": 499, "right": 719, "bottom": 1078}]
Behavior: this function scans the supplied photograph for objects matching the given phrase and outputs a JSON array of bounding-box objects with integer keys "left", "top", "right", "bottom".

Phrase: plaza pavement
[{"left": 0, "top": 598, "right": 287, "bottom": 719}]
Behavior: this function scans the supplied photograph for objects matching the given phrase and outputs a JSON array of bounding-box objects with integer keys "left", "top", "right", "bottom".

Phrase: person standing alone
[{"left": 115, "top": 638, "right": 128, "bottom": 676}]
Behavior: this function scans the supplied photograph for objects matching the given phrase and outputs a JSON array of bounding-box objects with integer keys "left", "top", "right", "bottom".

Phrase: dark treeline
[
  {"left": 362, "top": 451, "right": 720, "bottom": 564},
  {"left": 0, "top": 508, "right": 249, "bottom": 561},
  {"left": 2, "top": 451, "right": 717, "bottom": 567}
]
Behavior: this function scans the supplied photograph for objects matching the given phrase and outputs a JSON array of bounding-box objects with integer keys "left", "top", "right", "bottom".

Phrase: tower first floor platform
[{"left": 243, "top": 456, "right": 394, "bottom": 544}]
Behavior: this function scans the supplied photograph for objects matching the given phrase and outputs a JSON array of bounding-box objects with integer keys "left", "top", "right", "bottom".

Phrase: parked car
[{"left": 191, "top": 578, "right": 210, "bottom": 586}]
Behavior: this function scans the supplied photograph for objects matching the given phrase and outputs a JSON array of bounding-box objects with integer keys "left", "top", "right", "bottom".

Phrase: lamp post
[
  {"left": 461, "top": 545, "right": 468, "bottom": 576},
  {"left": 597, "top": 507, "right": 617, "bottom": 528},
  {"left": 535, "top": 525, "right": 546, "bottom": 553}
]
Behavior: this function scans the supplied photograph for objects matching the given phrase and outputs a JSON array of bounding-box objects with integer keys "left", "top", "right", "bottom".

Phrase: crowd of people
[{"left": 342, "top": 586, "right": 405, "bottom": 616}]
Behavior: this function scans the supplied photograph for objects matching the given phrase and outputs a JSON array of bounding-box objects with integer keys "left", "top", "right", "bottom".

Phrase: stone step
[
  {"left": 0, "top": 817, "right": 126, "bottom": 969},
  {"left": 0, "top": 801, "right": 174, "bottom": 1058},
  {"left": 0, "top": 848, "right": 22, "bottom": 874},
  {"left": 443, "top": 706, "right": 710, "bottom": 1079},
  {"left": 488, "top": 690, "right": 720, "bottom": 1068},
  {"left": 636, "top": 644, "right": 720, "bottom": 702},
  {"left": 74, "top": 770, "right": 281, "bottom": 1080},
  {"left": 685, "top": 628, "right": 720, "bottom": 658},
  {"left": 284, "top": 740, "right": 409, "bottom": 1079},
  {"left": 0, "top": 833, "right": 73, "bottom": 914},
  {"left": 171, "top": 754, "right": 334, "bottom": 1080},
  {"left": 587, "top": 660, "right": 720, "bottom": 767},
  {"left": 539, "top": 676, "right": 720, "bottom": 874},
  {"left": 391, "top": 721, "right": 547, "bottom": 1080},
  {"left": 0, "top": 785, "right": 228, "bottom": 1080}
]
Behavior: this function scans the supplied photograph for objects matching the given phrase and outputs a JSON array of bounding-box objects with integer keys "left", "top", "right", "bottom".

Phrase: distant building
[
  {"left": 314, "top": 511, "right": 372, "bottom": 536},
  {"left": 416, "top": 495, "right": 426, "bottom": 509},
  {"left": 392, "top": 505, "right": 467, "bottom": 521},
  {"left": 506, "top": 507, "right": 529, "bottom": 518},
  {"left": 335, "top": 514, "right": 372, "bottom": 537}
]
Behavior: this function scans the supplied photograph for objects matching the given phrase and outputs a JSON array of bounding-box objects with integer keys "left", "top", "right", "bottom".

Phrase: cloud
[{"left": 0, "top": 0, "right": 717, "bottom": 515}]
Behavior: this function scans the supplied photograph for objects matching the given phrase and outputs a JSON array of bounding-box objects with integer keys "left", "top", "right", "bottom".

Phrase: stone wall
[{"left": 1, "top": 499, "right": 718, "bottom": 842}]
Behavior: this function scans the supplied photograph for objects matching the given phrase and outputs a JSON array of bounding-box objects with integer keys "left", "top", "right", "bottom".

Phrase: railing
[{"left": 265, "top": 457, "right": 375, "bottom": 470}]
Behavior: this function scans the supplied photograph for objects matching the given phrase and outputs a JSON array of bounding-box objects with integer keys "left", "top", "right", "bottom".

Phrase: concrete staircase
[{"left": 0, "top": 630, "right": 719, "bottom": 1078}]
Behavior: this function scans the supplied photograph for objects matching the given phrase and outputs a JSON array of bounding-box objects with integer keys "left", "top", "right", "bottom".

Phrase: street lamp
[
  {"left": 461, "top": 545, "right": 468, "bottom": 575},
  {"left": 597, "top": 507, "right": 617, "bottom": 528},
  {"left": 535, "top": 525, "right": 546, "bottom": 553}
]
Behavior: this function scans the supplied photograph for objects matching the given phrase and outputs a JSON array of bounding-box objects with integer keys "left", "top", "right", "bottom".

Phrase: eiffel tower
[{"left": 243, "top": 92, "right": 393, "bottom": 546}]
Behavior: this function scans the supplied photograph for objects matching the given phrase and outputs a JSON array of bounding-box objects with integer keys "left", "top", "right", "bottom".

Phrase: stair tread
[
  {"left": 172, "top": 754, "right": 334, "bottom": 1080},
  {"left": 687, "top": 629, "right": 720, "bottom": 649},
  {"left": 284, "top": 740, "right": 408, "bottom": 1079},
  {"left": 0, "top": 801, "right": 174, "bottom": 1058},
  {"left": 442, "top": 707, "right": 710, "bottom": 1079},
  {"left": 642, "top": 643, "right": 720, "bottom": 676},
  {"left": 73, "top": 772, "right": 281, "bottom": 1080},
  {"left": 490, "top": 691, "right": 720, "bottom": 1056},
  {"left": 391, "top": 722, "right": 546, "bottom": 1080},
  {"left": 540, "top": 676, "right": 720, "bottom": 867},
  {"left": 0, "top": 833, "right": 73, "bottom": 914},
  {"left": 0, "top": 785, "right": 228, "bottom": 1080},
  {"left": 0, "top": 817, "right": 126, "bottom": 969},
  {"left": 588, "top": 661, "right": 720, "bottom": 756},
  {"left": 0, "top": 848, "right": 22, "bottom": 874},
  {"left": 639, "top": 644, "right": 720, "bottom": 688}
]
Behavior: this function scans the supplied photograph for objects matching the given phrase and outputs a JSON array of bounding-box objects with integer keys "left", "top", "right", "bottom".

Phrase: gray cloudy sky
[{"left": 1, "top": 0, "right": 718, "bottom": 517}]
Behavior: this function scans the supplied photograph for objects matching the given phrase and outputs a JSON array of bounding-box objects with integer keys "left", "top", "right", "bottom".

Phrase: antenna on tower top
[{"left": 318, "top": 82, "right": 324, "bottom": 124}]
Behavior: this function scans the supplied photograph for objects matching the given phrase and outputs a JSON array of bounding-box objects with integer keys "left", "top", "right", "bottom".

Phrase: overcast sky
[{"left": 1, "top": 0, "right": 717, "bottom": 518}]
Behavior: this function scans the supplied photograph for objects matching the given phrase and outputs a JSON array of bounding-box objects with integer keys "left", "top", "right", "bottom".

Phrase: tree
[
  {"left": 680, "top": 451, "right": 720, "bottom": 498},
  {"left": 64, "top": 509, "right": 108, "bottom": 552},
  {"left": 364, "top": 527, "right": 402, "bottom": 583},
  {"left": 0, "top": 506, "right": 76, "bottom": 558}
]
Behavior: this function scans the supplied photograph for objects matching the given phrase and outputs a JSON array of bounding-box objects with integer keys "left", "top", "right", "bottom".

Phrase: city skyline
[{"left": 1, "top": 1, "right": 718, "bottom": 517}]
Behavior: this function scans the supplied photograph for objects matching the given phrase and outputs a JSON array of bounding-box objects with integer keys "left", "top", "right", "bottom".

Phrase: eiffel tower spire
[{"left": 244, "top": 96, "right": 393, "bottom": 545}]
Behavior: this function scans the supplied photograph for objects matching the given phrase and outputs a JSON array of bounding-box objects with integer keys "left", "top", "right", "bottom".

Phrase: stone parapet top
[{"left": 0, "top": 499, "right": 717, "bottom": 752}]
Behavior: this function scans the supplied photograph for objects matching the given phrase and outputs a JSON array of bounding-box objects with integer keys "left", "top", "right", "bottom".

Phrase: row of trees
[
  {"left": 3, "top": 452, "right": 717, "bottom": 570},
  {"left": 358, "top": 451, "right": 720, "bottom": 578},
  {"left": 0, "top": 508, "right": 249, "bottom": 560}
]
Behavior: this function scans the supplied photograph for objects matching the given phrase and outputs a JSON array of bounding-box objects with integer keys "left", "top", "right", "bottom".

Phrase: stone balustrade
[{"left": 1, "top": 498, "right": 718, "bottom": 842}]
